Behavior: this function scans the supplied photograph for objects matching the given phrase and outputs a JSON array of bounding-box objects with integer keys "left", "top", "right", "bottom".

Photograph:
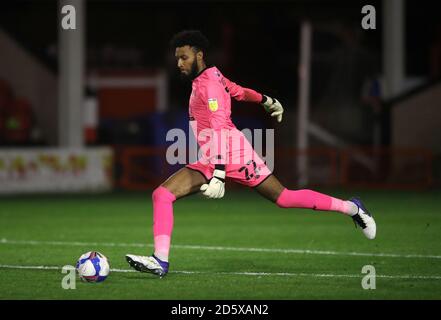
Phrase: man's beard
[{"left": 179, "top": 59, "right": 199, "bottom": 82}]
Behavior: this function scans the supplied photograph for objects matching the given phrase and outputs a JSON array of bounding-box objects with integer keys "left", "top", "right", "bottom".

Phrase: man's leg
[
  {"left": 254, "top": 175, "right": 357, "bottom": 214},
  {"left": 126, "top": 167, "right": 207, "bottom": 276},
  {"left": 254, "top": 175, "right": 376, "bottom": 239},
  {"left": 153, "top": 167, "right": 208, "bottom": 261}
]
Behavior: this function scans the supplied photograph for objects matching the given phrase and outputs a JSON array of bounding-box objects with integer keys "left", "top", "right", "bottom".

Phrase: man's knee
[
  {"left": 152, "top": 186, "right": 176, "bottom": 203},
  {"left": 275, "top": 188, "right": 289, "bottom": 208}
]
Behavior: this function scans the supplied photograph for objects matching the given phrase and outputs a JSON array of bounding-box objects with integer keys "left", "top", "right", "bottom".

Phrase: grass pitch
[{"left": 1, "top": 188, "right": 441, "bottom": 300}]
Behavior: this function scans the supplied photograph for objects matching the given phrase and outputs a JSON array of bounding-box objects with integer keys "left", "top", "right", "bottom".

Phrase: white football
[{"left": 75, "top": 251, "right": 110, "bottom": 282}]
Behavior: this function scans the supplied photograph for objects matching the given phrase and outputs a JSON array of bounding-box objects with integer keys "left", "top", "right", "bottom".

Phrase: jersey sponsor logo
[{"left": 208, "top": 98, "right": 219, "bottom": 112}]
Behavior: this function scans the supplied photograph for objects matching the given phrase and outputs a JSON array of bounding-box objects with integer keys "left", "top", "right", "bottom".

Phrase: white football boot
[
  {"left": 349, "top": 197, "right": 376, "bottom": 240},
  {"left": 125, "top": 254, "right": 169, "bottom": 277}
]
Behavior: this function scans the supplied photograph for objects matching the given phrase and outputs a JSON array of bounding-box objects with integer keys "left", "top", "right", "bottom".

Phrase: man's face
[{"left": 175, "top": 45, "right": 199, "bottom": 80}]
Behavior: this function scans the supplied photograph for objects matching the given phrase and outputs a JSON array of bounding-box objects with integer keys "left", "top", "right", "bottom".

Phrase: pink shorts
[{"left": 186, "top": 149, "right": 272, "bottom": 188}]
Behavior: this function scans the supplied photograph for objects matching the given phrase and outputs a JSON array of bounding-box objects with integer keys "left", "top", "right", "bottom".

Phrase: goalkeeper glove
[
  {"left": 200, "top": 167, "right": 226, "bottom": 199},
  {"left": 261, "top": 95, "right": 284, "bottom": 123}
]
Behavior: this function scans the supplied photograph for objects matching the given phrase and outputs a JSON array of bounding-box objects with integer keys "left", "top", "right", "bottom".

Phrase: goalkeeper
[{"left": 126, "top": 30, "right": 376, "bottom": 277}]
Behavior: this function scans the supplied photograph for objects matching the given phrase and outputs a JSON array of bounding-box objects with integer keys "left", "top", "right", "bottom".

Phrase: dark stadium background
[
  {"left": 1, "top": 0, "right": 440, "bottom": 189},
  {"left": 1, "top": 0, "right": 441, "bottom": 304}
]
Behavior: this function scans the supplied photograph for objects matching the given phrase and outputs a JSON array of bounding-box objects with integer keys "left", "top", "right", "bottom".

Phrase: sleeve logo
[{"left": 208, "top": 98, "right": 219, "bottom": 112}]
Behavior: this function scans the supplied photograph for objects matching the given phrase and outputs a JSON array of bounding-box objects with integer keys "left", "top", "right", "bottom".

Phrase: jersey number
[{"left": 238, "top": 160, "right": 260, "bottom": 180}]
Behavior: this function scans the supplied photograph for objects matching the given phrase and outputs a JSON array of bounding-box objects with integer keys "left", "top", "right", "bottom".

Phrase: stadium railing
[{"left": 115, "top": 146, "right": 433, "bottom": 191}]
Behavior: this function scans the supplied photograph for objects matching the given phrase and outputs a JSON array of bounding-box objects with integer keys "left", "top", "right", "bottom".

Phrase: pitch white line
[
  {"left": 0, "top": 264, "right": 440, "bottom": 280},
  {"left": 1, "top": 238, "right": 440, "bottom": 260}
]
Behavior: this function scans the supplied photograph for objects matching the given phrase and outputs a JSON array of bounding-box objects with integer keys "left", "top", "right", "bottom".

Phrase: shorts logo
[{"left": 208, "top": 98, "right": 219, "bottom": 112}]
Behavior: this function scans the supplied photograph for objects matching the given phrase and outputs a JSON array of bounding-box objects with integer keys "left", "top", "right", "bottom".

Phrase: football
[{"left": 75, "top": 251, "right": 110, "bottom": 283}]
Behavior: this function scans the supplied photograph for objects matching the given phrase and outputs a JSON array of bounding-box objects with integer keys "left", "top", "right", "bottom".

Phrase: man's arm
[
  {"left": 223, "top": 76, "right": 284, "bottom": 123},
  {"left": 223, "top": 77, "right": 263, "bottom": 103}
]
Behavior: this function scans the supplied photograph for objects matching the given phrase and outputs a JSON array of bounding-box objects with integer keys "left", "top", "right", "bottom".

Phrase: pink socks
[
  {"left": 151, "top": 186, "right": 356, "bottom": 262},
  {"left": 152, "top": 186, "right": 176, "bottom": 262},
  {"left": 275, "top": 188, "right": 357, "bottom": 216}
]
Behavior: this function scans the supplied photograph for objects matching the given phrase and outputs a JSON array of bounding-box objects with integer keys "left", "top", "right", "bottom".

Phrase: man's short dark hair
[{"left": 170, "top": 30, "right": 210, "bottom": 53}]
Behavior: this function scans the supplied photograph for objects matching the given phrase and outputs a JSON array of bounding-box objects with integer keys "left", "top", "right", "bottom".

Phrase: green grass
[{"left": 1, "top": 188, "right": 441, "bottom": 300}]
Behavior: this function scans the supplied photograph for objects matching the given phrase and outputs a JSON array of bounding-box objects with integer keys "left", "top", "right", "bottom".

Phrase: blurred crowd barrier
[
  {"left": 0, "top": 145, "right": 433, "bottom": 193},
  {"left": 113, "top": 146, "right": 433, "bottom": 190},
  {"left": 0, "top": 147, "right": 113, "bottom": 194}
]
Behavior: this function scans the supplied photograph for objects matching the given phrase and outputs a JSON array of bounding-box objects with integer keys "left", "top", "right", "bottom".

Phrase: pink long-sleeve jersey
[{"left": 189, "top": 66, "right": 263, "bottom": 165}]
